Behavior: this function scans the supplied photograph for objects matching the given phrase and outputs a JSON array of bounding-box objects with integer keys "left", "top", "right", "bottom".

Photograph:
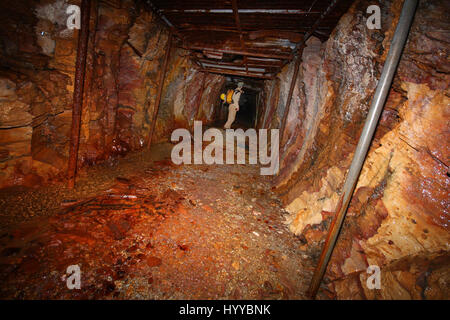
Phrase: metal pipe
[
  {"left": 147, "top": 31, "right": 173, "bottom": 149},
  {"left": 307, "top": 0, "right": 418, "bottom": 299},
  {"left": 67, "top": 0, "right": 91, "bottom": 189},
  {"left": 146, "top": 0, "right": 174, "bottom": 28},
  {"left": 298, "top": 0, "right": 339, "bottom": 51}
]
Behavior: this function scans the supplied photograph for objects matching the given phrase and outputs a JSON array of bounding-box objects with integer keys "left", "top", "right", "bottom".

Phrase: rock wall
[
  {"left": 269, "top": 0, "right": 449, "bottom": 299},
  {"left": 0, "top": 0, "right": 225, "bottom": 187}
]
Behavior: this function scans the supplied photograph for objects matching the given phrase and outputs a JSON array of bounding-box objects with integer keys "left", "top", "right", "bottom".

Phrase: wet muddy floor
[{"left": 0, "top": 143, "right": 315, "bottom": 299}]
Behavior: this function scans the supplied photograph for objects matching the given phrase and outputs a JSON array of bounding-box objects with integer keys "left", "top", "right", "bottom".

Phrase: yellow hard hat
[{"left": 220, "top": 93, "right": 226, "bottom": 101}]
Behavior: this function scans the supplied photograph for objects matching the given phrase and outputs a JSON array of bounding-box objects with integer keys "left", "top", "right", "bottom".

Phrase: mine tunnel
[{"left": 0, "top": 0, "right": 448, "bottom": 301}]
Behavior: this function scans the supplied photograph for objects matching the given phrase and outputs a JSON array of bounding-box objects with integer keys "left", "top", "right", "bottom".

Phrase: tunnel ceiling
[{"left": 146, "top": 0, "right": 355, "bottom": 79}]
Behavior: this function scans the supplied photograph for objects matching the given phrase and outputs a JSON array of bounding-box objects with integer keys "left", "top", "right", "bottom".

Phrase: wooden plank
[
  {"left": 68, "top": 0, "right": 91, "bottom": 189},
  {"left": 198, "top": 59, "right": 281, "bottom": 73},
  {"left": 147, "top": 31, "right": 173, "bottom": 149},
  {"left": 178, "top": 25, "right": 329, "bottom": 33}
]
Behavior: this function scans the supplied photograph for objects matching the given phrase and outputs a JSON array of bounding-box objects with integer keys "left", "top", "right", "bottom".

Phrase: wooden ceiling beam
[
  {"left": 179, "top": 25, "right": 240, "bottom": 32},
  {"left": 178, "top": 26, "right": 326, "bottom": 32},
  {"left": 147, "top": 0, "right": 353, "bottom": 79},
  {"left": 146, "top": 1, "right": 177, "bottom": 33},
  {"left": 196, "top": 58, "right": 281, "bottom": 70},
  {"left": 295, "top": 0, "right": 341, "bottom": 51},
  {"left": 279, "top": 0, "right": 342, "bottom": 156},
  {"left": 202, "top": 64, "right": 267, "bottom": 73},
  {"left": 247, "top": 30, "right": 303, "bottom": 42},
  {"left": 160, "top": 9, "right": 322, "bottom": 14}
]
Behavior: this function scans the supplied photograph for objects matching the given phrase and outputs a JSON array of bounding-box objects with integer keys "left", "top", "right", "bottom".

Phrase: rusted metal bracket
[{"left": 279, "top": 0, "right": 341, "bottom": 146}]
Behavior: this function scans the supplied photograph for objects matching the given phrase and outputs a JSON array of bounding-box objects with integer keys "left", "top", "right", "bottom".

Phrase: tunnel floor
[{"left": 0, "top": 143, "right": 316, "bottom": 299}]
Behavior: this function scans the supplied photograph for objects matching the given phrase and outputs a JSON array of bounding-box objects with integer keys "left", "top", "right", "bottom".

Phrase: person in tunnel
[{"left": 221, "top": 81, "right": 244, "bottom": 129}]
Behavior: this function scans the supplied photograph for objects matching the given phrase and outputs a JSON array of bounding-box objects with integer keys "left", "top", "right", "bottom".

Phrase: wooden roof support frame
[
  {"left": 279, "top": 51, "right": 302, "bottom": 145},
  {"left": 198, "top": 59, "right": 285, "bottom": 75},
  {"left": 147, "top": 1, "right": 300, "bottom": 78},
  {"left": 181, "top": 45, "right": 292, "bottom": 60},
  {"left": 307, "top": 0, "right": 418, "bottom": 299},
  {"left": 146, "top": 0, "right": 174, "bottom": 30},
  {"left": 279, "top": 0, "right": 341, "bottom": 145},
  {"left": 178, "top": 26, "right": 326, "bottom": 37},
  {"left": 148, "top": 0, "right": 353, "bottom": 79},
  {"left": 201, "top": 67, "right": 274, "bottom": 79},
  {"left": 161, "top": 9, "right": 322, "bottom": 14}
]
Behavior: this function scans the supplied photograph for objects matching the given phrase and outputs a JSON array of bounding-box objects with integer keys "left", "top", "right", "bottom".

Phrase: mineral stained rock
[{"left": 267, "top": 0, "right": 449, "bottom": 299}]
